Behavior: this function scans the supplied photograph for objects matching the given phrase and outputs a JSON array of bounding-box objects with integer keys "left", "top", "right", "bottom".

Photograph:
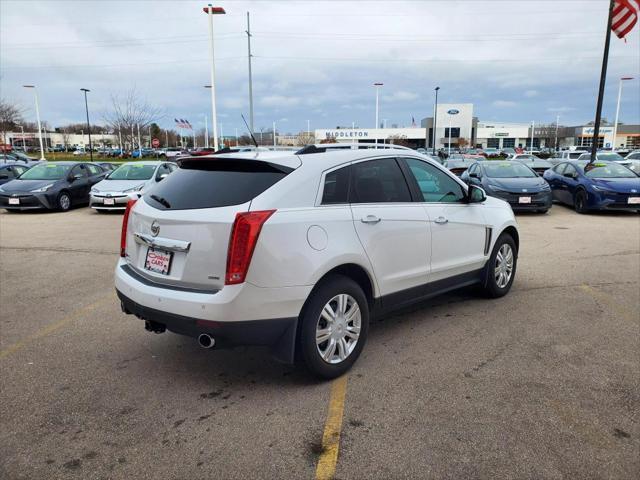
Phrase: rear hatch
[{"left": 123, "top": 157, "right": 295, "bottom": 291}]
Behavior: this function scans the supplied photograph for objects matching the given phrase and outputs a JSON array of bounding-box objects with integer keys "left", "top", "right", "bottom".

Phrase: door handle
[
  {"left": 434, "top": 216, "right": 448, "bottom": 225},
  {"left": 361, "top": 215, "right": 381, "bottom": 224}
]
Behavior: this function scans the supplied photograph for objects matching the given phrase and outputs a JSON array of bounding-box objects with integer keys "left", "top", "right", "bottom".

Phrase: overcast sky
[{"left": 1, "top": 0, "right": 639, "bottom": 135}]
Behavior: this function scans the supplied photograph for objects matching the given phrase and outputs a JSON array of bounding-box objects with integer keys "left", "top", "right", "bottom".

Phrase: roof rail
[{"left": 295, "top": 143, "right": 414, "bottom": 155}]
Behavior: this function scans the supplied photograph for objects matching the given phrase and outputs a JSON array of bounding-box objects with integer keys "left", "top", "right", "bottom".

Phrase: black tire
[
  {"left": 57, "top": 191, "right": 72, "bottom": 212},
  {"left": 574, "top": 189, "right": 588, "bottom": 214},
  {"left": 482, "top": 233, "right": 517, "bottom": 298},
  {"left": 299, "top": 274, "right": 369, "bottom": 379}
]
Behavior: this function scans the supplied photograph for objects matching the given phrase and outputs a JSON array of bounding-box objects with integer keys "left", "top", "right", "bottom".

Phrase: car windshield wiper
[{"left": 150, "top": 194, "right": 171, "bottom": 208}]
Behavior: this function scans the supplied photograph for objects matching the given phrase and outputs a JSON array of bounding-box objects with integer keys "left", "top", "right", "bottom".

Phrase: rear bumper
[
  {"left": 117, "top": 291, "right": 298, "bottom": 362},
  {"left": 114, "top": 259, "right": 313, "bottom": 362}
]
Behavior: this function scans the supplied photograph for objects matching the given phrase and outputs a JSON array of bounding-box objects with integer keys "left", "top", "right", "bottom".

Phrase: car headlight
[
  {"left": 539, "top": 182, "right": 551, "bottom": 191},
  {"left": 591, "top": 184, "right": 613, "bottom": 193},
  {"left": 123, "top": 184, "right": 144, "bottom": 193},
  {"left": 487, "top": 184, "right": 507, "bottom": 194},
  {"left": 90, "top": 187, "right": 99, "bottom": 193},
  {"left": 31, "top": 183, "right": 55, "bottom": 193}
]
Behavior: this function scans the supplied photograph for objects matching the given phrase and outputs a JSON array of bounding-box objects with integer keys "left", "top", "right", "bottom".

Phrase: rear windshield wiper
[{"left": 150, "top": 194, "right": 171, "bottom": 208}]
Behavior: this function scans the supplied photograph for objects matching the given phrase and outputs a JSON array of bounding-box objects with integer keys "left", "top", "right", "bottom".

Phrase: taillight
[
  {"left": 225, "top": 210, "right": 276, "bottom": 285},
  {"left": 120, "top": 199, "right": 138, "bottom": 257}
]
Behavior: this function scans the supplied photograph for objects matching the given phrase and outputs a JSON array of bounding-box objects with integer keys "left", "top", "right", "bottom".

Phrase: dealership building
[{"left": 316, "top": 103, "right": 639, "bottom": 151}]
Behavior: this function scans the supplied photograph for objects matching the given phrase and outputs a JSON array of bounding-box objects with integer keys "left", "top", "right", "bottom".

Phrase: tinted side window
[
  {"left": 349, "top": 158, "right": 411, "bottom": 203},
  {"left": 404, "top": 158, "right": 465, "bottom": 203},
  {"left": 1, "top": 167, "right": 16, "bottom": 179},
  {"left": 71, "top": 165, "right": 88, "bottom": 178},
  {"left": 564, "top": 164, "right": 578, "bottom": 177},
  {"left": 322, "top": 166, "right": 350, "bottom": 204},
  {"left": 554, "top": 163, "right": 566, "bottom": 174},
  {"left": 144, "top": 159, "right": 290, "bottom": 210},
  {"left": 86, "top": 164, "right": 102, "bottom": 175}
]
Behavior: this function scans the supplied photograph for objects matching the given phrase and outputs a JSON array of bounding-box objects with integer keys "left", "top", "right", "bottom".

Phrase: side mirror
[
  {"left": 469, "top": 172, "right": 479, "bottom": 178},
  {"left": 468, "top": 184, "right": 486, "bottom": 203},
  {"left": 157, "top": 173, "right": 169, "bottom": 181},
  {"left": 0, "top": 174, "right": 9, "bottom": 180}
]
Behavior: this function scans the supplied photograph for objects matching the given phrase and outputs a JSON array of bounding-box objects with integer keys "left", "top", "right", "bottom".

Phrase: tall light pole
[
  {"left": 118, "top": 126, "right": 123, "bottom": 154},
  {"left": 555, "top": 115, "right": 560, "bottom": 151},
  {"left": 204, "top": 115, "right": 209, "bottom": 148},
  {"left": 307, "top": 119, "right": 310, "bottom": 136},
  {"left": 137, "top": 124, "right": 142, "bottom": 157},
  {"left": 246, "top": 12, "right": 254, "bottom": 133},
  {"left": 530, "top": 121, "right": 535, "bottom": 152},
  {"left": 80, "top": 88, "right": 93, "bottom": 162},
  {"left": 219, "top": 123, "right": 224, "bottom": 148},
  {"left": 203, "top": 4, "right": 226, "bottom": 151},
  {"left": 273, "top": 121, "right": 276, "bottom": 147},
  {"left": 23, "top": 85, "right": 45, "bottom": 160},
  {"left": 373, "top": 82, "right": 383, "bottom": 147},
  {"left": 432, "top": 86, "right": 440, "bottom": 155},
  {"left": 446, "top": 109, "right": 459, "bottom": 156},
  {"left": 612, "top": 76, "right": 633, "bottom": 151}
]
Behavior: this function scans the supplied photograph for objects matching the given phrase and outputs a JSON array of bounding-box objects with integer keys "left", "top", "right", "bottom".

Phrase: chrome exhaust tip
[{"left": 198, "top": 333, "right": 215, "bottom": 349}]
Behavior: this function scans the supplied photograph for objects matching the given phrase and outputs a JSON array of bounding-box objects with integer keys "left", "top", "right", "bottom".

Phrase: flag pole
[{"left": 590, "top": 0, "right": 615, "bottom": 163}]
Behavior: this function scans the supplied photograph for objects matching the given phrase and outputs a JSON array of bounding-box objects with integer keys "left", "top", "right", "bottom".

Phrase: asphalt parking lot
[{"left": 1, "top": 206, "right": 638, "bottom": 480}]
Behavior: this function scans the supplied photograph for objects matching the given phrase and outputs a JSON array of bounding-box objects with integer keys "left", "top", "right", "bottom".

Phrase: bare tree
[
  {"left": 457, "top": 137, "right": 469, "bottom": 149},
  {"left": 296, "top": 132, "right": 315, "bottom": 146},
  {"left": 0, "top": 99, "right": 23, "bottom": 145},
  {"left": 103, "top": 87, "right": 163, "bottom": 150},
  {"left": 61, "top": 129, "right": 71, "bottom": 151},
  {"left": 388, "top": 135, "right": 410, "bottom": 147}
]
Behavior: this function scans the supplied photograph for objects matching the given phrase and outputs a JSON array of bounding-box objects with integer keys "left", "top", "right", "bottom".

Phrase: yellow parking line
[
  {"left": 579, "top": 285, "right": 638, "bottom": 323},
  {"left": 0, "top": 295, "right": 113, "bottom": 360},
  {"left": 315, "top": 374, "right": 349, "bottom": 480}
]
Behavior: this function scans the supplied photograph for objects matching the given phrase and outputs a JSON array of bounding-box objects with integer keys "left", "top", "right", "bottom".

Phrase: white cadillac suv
[{"left": 115, "top": 149, "right": 519, "bottom": 378}]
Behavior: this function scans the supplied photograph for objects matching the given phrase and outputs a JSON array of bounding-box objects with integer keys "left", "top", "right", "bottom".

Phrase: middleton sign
[{"left": 325, "top": 130, "right": 370, "bottom": 139}]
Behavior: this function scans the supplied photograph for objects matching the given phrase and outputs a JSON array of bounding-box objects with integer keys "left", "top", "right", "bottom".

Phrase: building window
[
  {"left": 444, "top": 128, "right": 460, "bottom": 138},
  {"left": 626, "top": 136, "right": 640, "bottom": 149},
  {"left": 525, "top": 138, "right": 541, "bottom": 148},
  {"left": 487, "top": 138, "right": 500, "bottom": 148},
  {"left": 502, "top": 138, "right": 515, "bottom": 148},
  {"left": 577, "top": 136, "right": 603, "bottom": 148}
]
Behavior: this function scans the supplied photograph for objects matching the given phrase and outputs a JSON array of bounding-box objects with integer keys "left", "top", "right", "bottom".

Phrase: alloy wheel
[
  {"left": 316, "top": 294, "right": 361, "bottom": 364},
  {"left": 494, "top": 243, "right": 514, "bottom": 289}
]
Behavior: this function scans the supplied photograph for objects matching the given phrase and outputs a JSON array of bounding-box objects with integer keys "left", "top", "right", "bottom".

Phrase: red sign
[{"left": 151, "top": 138, "right": 160, "bottom": 148}]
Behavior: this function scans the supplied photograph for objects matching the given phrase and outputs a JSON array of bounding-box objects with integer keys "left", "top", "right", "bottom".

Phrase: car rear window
[{"left": 143, "top": 159, "right": 292, "bottom": 210}]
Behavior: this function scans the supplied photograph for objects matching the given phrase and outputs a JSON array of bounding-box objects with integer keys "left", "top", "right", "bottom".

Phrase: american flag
[
  {"left": 174, "top": 118, "right": 193, "bottom": 130},
  {"left": 612, "top": 0, "right": 639, "bottom": 40}
]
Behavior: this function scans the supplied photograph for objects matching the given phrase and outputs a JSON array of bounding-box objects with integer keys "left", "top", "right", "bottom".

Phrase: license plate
[
  {"left": 519, "top": 196, "right": 532, "bottom": 204},
  {"left": 144, "top": 247, "right": 172, "bottom": 275},
  {"left": 628, "top": 197, "right": 640, "bottom": 205},
  {"left": 103, "top": 198, "right": 115, "bottom": 205},
  {"left": 8, "top": 198, "right": 19, "bottom": 205}
]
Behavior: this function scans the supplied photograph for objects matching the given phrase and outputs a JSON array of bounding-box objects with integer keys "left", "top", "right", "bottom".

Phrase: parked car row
[{"left": 0, "top": 161, "right": 177, "bottom": 212}]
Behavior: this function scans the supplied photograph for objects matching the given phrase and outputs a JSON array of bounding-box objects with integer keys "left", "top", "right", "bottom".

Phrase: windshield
[
  {"left": 107, "top": 164, "right": 156, "bottom": 180},
  {"left": 18, "top": 163, "right": 72, "bottom": 180},
  {"left": 483, "top": 162, "right": 537, "bottom": 178},
  {"left": 515, "top": 155, "right": 540, "bottom": 161},
  {"left": 598, "top": 153, "right": 624, "bottom": 161},
  {"left": 579, "top": 162, "right": 637, "bottom": 178}
]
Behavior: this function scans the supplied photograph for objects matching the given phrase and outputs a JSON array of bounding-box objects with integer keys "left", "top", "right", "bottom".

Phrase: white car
[
  {"left": 164, "top": 147, "right": 188, "bottom": 159},
  {"left": 90, "top": 161, "right": 177, "bottom": 211},
  {"left": 116, "top": 149, "right": 519, "bottom": 378}
]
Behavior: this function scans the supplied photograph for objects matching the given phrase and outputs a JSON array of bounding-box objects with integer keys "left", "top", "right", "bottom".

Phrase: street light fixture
[
  {"left": 612, "top": 76, "right": 634, "bottom": 151},
  {"left": 432, "top": 86, "right": 440, "bottom": 155},
  {"left": 373, "top": 82, "right": 383, "bottom": 147},
  {"left": 23, "top": 85, "right": 45, "bottom": 161},
  {"left": 202, "top": 4, "right": 226, "bottom": 151},
  {"left": 80, "top": 88, "right": 93, "bottom": 162}
]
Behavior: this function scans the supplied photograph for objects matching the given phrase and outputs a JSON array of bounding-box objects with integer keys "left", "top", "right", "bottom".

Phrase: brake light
[
  {"left": 225, "top": 210, "right": 276, "bottom": 285},
  {"left": 120, "top": 199, "right": 138, "bottom": 257}
]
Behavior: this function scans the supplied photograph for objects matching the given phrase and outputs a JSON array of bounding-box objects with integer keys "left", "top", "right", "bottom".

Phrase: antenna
[{"left": 241, "top": 114, "right": 259, "bottom": 148}]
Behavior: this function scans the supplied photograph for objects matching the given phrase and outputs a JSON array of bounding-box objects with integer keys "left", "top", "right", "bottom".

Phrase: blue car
[{"left": 543, "top": 161, "right": 640, "bottom": 213}]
